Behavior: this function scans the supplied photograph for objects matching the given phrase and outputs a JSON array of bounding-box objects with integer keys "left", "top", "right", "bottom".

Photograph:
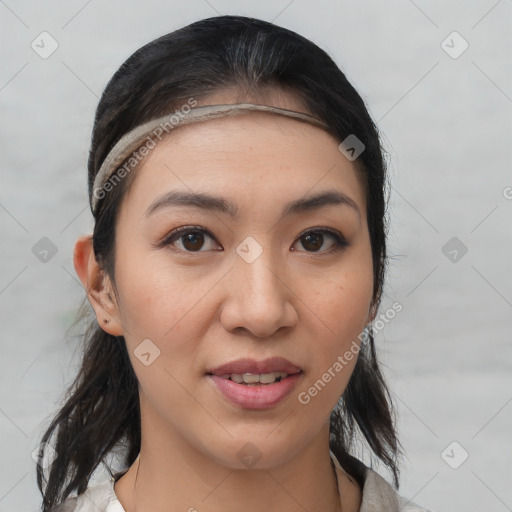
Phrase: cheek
[
  {"left": 113, "top": 251, "right": 223, "bottom": 413},
  {"left": 307, "top": 248, "right": 374, "bottom": 345},
  {"left": 114, "top": 249, "right": 216, "bottom": 342},
  {"left": 115, "top": 255, "right": 211, "bottom": 411},
  {"left": 298, "top": 247, "right": 373, "bottom": 401}
]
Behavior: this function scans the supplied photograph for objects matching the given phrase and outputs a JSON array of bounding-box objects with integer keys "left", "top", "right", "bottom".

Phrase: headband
[{"left": 90, "top": 102, "right": 329, "bottom": 215}]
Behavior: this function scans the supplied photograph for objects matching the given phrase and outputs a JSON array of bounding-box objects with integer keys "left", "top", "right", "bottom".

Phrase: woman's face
[{"left": 107, "top": 93, "right": 374, "bottom": 469}]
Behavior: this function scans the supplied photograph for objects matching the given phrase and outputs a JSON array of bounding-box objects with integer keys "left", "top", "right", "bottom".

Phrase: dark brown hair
[{"left": 37, "top": 15, "right": 400, "bottom": 511}]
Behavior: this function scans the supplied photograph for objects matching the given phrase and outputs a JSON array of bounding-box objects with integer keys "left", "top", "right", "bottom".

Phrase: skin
[{"left": 74, "top": 89, "right": 375, "bottom": 512}]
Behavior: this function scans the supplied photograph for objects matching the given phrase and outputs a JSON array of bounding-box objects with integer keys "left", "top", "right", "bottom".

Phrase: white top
[{"left": 52, "top": 452, "right": 431, "bottom": 512}]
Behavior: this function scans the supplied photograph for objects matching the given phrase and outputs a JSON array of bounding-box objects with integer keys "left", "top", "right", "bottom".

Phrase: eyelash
[{"left": 158, "top": 225, "right": 349, "bottom": 255}]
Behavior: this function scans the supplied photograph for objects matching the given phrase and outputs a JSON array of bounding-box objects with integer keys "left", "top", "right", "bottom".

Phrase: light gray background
[{"left": 1, "top": 1, "right": 511, "bottom": 511}]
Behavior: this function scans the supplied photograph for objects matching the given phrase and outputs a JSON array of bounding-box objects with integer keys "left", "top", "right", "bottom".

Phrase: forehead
[{"left": 119, "top": 111, "right": 366, "bottom": 222}]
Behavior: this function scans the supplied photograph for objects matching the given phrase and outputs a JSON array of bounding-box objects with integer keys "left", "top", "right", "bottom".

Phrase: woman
[{"left": 36, "top": 15, "right": 429, "bottom": 512}]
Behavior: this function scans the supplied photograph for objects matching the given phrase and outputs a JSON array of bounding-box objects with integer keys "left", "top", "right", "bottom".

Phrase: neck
[{"left": 114, "top": 400, "right": 361, "bottom": 512}]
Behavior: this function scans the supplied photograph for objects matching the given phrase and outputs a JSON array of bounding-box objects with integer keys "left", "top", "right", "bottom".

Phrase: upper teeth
[{"left": 220, "top": 372, "right": 289, "bottom": 384}]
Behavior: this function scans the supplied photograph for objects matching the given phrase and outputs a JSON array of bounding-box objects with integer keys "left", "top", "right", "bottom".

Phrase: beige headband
[{"left": 90, "top": 102, "right": 329, "bottom": 214}]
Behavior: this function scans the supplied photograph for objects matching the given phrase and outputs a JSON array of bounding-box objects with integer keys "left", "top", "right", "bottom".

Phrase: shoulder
[
  {"left": 396, "top": 494, "right": 432, "bottom": 512},
  {"left": 362, "top": 467, "right": 431, "bottom": 512},
  {"left": 360, "top": 466, "right": 432, "bottom": 512},
  {"left": 330, "top": 450, "right": 432, "bottom": 512},
  {"left": 51, "top": 480, "right": 125, "bottom": 512}
]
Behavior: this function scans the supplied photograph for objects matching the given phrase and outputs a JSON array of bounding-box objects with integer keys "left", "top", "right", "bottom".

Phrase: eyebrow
[{"left": 144, "top": 189, "right": 361, "bottom": 220}]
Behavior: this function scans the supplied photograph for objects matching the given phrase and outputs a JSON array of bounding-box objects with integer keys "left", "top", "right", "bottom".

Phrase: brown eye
[
  {"left": 161, "top": 227, "right": 221, "bottom": 253},
  {"left": 293, "top": 229, "right": 348, "bottom": 254},
  {"left": 181, "top": 231, "right": 205, "bottom": 251},
  {"left": 301, "top": 232, "right": 324, "bottom": 251}
]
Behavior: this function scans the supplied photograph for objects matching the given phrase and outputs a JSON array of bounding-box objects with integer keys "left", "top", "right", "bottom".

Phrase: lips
[
  {"left": 207, "top": 357, "right": 303, "bottom": 410},
  {"left": 207, "top": 357, "right": 302, "bottom": 376}
]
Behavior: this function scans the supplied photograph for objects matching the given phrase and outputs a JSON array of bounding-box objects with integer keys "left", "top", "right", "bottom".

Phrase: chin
[{"left": 201, "top": 435, "right": 303, "bottom": 471}]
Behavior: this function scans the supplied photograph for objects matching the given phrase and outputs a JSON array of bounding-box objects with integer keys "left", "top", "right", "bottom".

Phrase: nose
[{"left": 219, "top": 246, "right": 298, "bottom": 338}]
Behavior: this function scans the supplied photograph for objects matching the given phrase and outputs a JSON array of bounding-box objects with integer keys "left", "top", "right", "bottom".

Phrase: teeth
[
  {"left": 241, "top": 372, "right": 289, "bottom": 384},
  {"left": 261, "top": 372, "right": 288, "bottom": 383},
  {"left": 217, "top": 372, "right": 291, "bottom": 384},
  {"left": 259, "top": 373, "right": 278, "bottom": 384},
  {"left": 242, "top": 373, "right": 261, "bottom": 384}
]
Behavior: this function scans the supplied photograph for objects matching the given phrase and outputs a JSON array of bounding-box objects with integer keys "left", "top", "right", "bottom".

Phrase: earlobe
[{"left": 73, "top": 235, "right": 124, "bottom": 336}]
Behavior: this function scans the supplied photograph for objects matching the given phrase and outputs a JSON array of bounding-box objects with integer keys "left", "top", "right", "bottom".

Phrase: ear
[{"left": 73, "top": 234, "right": 124, "bottom": 336}]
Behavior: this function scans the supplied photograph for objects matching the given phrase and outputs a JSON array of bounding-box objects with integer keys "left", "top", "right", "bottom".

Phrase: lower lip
[{"left": 208, "top": 373, "right": 302, "bottom": 410}]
